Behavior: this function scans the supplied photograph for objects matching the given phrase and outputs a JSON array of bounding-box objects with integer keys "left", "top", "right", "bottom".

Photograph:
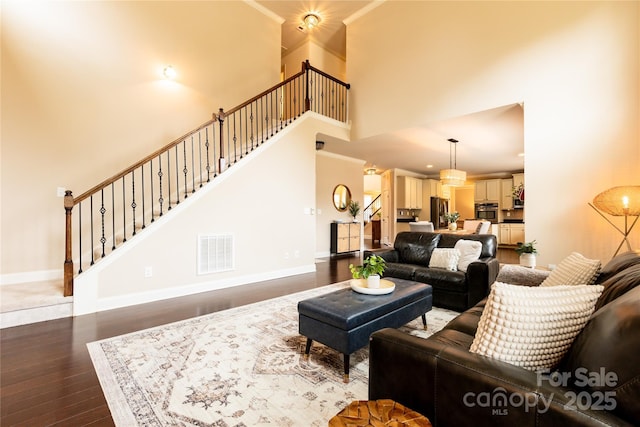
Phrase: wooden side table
[{"left": 329, "top": 399, "right": 432, "bottom": 426}]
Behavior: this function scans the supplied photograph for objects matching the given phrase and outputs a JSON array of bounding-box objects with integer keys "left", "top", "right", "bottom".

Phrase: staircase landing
[{"left": 0, "top": 280, "right": 73, "bottom": 329}]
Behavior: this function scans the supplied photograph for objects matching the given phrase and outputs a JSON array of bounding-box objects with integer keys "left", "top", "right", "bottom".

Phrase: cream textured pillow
[
  {"left": 428, "top": 248, "right": 460, "bottom": 271},
  {"left": 454, "top": 239, "right": 482, "bottom": 272},
  {"left": 470, "top": 281, "right": 604, "bottom": 371},
  {"left": 540, "top": 252, "right": 601, "bottom": 287}
]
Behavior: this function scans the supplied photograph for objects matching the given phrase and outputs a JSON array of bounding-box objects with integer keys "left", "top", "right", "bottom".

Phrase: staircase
[
  {"left": 363, "top": 194, "right": 382, "bottom": 223},
  {"left": 1, "top": 281, "right": 72, "bottom": 328},
  {"left": 61, "top": 61, "right": 349, "bottom": 297}
]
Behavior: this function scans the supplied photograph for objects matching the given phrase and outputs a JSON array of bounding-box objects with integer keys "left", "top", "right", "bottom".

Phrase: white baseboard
[{"left": 74, "top": 264, "right": 316, "bottom": 316}]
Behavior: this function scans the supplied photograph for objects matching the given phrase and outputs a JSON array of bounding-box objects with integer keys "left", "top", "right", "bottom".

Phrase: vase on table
[
  {"left": 520, "top": 253, "right": 536, "bottom": 268},
  {"left": 367, "top": 275, "right": 381, "bottom": 289},
  {"left": 448, "top": 222, "right": 457, "bottom": 231}
]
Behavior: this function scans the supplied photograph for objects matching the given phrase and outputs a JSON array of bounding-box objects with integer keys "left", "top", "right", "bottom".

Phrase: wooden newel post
[
  {"left": 63, "top": 191, "right": 74, "bottom": 296},
  {"left": 304, "top": 60, "right": 311, "bottom": 112},
  {"left": 217, "top": 107, "right": 226, "bottom": 172}
]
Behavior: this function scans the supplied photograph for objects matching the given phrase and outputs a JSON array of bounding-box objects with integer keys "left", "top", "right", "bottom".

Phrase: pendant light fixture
[{"left": 440, "top": 138, "right": 467, "bottom": 186}]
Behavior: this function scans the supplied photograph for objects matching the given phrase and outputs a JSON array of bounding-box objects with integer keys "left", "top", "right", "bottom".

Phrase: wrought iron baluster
[
  {"left": 175, "top": 146, "right": 180, "bottom": 204},
  {"left": 212, "top": 121, "right": 218, "bottom": 177},
  {"left": 232, "top": 113, "right": 238, "bottom": 162},
  {"left": 264, "top": 94, "right": 268, "bottom": 140},
  {"left": 167, "top": 150, "right": 172, "bottom": 209},
  {"left": 190, "top": 135, "right": 195, "bottom": 193},
  {"left": 100, "top": 189, "right": 106, "bottom": 257},
  {"left": 111, "top": 182, "right": 116, "bottom": 250},
  {"left": 149, "top": 160, "right": 154, "bottom": 223},
  {"left": 141, "top": 164, "right": 146, "bottom": 229},
  {"left": 205, "top": 127, "right": 211, "bottom": 182},
  {"left": 131, "top": 171, "right": 137, "bottom": 236},
  {"left": 244, "top": 107, "right": 249, "bottom": 156},
  {"left": 90, "top": 195, "right": 95, "bottom": 266},
  {"left": 269, "top": 91, "right": 274, "bottom": 137},
  {"left": 78, "top": 203, "right": 83, "bottom": 273},
  {"left": 158, "top": 154, "right": 164, "bottom": 217},
  {"left": 183, "top": 140, "right": 188, "bottom": 198},
  {"left": 122, "top": 178, "right": 127, "bottom": 242},
  {"left": 250, "top": 102, "right": 254, "bottom": 151},
  {"left": 198, "top": 131, "right": 203, "bottom": 188}
]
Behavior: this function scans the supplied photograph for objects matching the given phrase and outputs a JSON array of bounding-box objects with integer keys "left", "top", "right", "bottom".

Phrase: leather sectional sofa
[
  {"left": 368, "top": 250, "right": 640, "bottom": 426},
  {"left": 364, "top": 231, "right": 499, "bottom": 311}
]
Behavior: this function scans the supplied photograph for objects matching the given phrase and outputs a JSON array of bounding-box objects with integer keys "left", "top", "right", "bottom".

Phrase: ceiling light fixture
[
  {"left": 365, "top": 166, "right": 377, "bottom": 175},
  {"left": 163, "top": 65, "right": 176, "bottom": 80},
  {"left": 303, "top": 13, "right": 321, "bottom": 30},
  {"left": 440, "top": 138, "right": 467, "bottom": 186}
]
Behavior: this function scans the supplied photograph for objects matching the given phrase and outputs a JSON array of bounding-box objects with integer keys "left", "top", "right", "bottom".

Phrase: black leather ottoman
[{"left": 298, "top": 278, "right": 432, "bottom": 382}]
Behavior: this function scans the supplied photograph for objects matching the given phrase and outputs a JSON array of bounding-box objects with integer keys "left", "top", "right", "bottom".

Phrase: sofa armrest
[
  {"left": 465, "top": 257, "right": 500, "bottom": 307},
  {"left": 369, "top": 328, "right": 633, "bottom": 427},
  {"left": 364, "top": 248, "right": 399, "bottom": 263}
]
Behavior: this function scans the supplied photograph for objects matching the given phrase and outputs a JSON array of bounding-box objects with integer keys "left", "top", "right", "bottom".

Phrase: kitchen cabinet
[
  {"left": 501, "top": 178, "right": 514, "bottom": 210},
  {"left": 499, "top": 223, "right": 525, "bottom": 245},
  {"left": 474, "top": 179, "right": 500, "bottom": 202},
  {"left": 397, "top": 176, "right": 423, "bottom": 209},
  {"left": 513, "top": 173, "right": 524, "bottom": 190},
  {"left": 330, "top": 222, "right": 361, "bottom": 254},
  {"left": 422, "top": 179, "right": 448, "bottom": 206}
]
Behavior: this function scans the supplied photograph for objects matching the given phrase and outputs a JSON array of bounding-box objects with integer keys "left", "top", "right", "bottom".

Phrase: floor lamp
[{"left": 588, "top": 185, "right": 640, "bottom": 257}]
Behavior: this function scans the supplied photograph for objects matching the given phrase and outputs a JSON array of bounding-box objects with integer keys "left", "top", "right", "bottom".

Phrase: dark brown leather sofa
[
  {"left": 368, "top": 250, "right": 640, "bottom": 426},
  {"left": 365, "top": 231, "right": 499, "bottom": 312}
]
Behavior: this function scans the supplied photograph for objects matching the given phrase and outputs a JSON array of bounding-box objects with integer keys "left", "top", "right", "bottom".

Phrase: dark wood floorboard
[{"left": 0, "top": 254, "right": 360, "bottom": 427}]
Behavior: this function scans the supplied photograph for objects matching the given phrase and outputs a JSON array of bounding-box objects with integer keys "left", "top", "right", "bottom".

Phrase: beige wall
[
  {"left": 453, "top": 187, "right": 475, "bottom": 221},
  {"left": 282, "top": 40, "right": 347, "bottom": 82},
  {"left": 315, "top": 151, "right": 365, "bottom": 257},
  {"left": 347, "top": 1, "right": 640, "bottom": 265},
  {"left": 1, "top": 1, "right": 282, "bottom": 279}
]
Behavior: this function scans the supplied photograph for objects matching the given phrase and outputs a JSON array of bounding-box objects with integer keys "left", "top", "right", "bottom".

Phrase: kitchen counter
[{"left": 397, "top": 218, "right": 419, "bottom": 223}]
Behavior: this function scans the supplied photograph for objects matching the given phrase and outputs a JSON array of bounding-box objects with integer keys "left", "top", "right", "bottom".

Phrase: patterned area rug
[{"left": 87, "top": 282, "right": 458, "bottom": 426}]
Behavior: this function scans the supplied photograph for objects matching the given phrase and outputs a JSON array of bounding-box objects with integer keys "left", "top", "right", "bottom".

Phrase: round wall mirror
[{"left": 332, "top": 184, "right": 351, "bottom": 212}]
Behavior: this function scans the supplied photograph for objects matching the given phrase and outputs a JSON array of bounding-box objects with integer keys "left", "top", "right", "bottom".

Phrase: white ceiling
[
  {"left": 319, "top": 103, "right": 525, "bottom": 179},
  {"left": 256, "top": 1, "right": 525, "bottom": 179},
  {"left": 256, "top": 0, "right": 372, "bottom": 59}
]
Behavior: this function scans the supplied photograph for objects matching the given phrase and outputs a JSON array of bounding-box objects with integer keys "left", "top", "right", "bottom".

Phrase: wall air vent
[{"left": 197, "top": 234, "right": 234, "bottom": 275}]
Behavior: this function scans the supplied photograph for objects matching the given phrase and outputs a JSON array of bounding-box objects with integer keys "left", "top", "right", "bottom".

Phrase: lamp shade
[
  {"left": 440, "top": 169, "right": 467, "bottom": 186},
  {"left": 592, "top": 185, "right": 640, "bottom": 216}
]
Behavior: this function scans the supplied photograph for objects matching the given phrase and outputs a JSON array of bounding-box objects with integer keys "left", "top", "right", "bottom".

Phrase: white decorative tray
[{"left": 350, "top": 279, "right": 396, "bottom": 295}]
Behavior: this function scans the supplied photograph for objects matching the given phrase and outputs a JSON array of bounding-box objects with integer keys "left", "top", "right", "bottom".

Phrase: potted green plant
[
  {"left": 349, "top": 254, "right": 386, "bottom": 288},
  {"left": 348, "top": 200, "right": 360, "bottom": 222},
  {"left": 515, "top": 240, "right": 538, "bottom": 268},
  {"left": 444, "top": 211, "right": 460, "bottom": 230}
]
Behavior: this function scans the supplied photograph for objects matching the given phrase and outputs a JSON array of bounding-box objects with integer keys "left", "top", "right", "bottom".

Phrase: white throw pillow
[
  {"left": 428, "top": 248, "right": 460, "bottom": 271},
  {"left": 540, "top": 252, "right": 601, "bottom": 287},
  {"left": 470, "top": 281, "right": 604, "bottom": 371},
  {"left": 454, "top": 239, "right": 482, "bottom": 272}
]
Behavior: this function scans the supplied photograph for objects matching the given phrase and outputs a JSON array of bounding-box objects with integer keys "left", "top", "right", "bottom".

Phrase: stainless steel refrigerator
[{"left": 430, "top": 197, "right": 449, "bottom": 229}]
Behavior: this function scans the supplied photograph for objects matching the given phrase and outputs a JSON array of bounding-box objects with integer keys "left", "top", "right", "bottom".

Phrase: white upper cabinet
[
  {"left": 397, "top": 176, "right": 423, "bottom": 209},
  {"left": 474, "top": 179, "right": 500, "bottom": 202}
]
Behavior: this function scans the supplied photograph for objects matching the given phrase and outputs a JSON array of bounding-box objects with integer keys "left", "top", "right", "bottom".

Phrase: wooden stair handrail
[{"left": 73, "top": 116, "right": 218, "bottom": 205}]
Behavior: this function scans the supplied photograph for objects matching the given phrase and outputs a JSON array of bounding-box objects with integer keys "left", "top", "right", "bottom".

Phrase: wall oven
[{"left": 475, "top": 203, "right": 499, "bottom": 223}]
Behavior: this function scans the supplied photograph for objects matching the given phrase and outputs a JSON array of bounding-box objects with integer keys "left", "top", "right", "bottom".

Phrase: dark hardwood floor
[
  {"left": 1, "top": 241, "right": 517, "bottom": 426},
  {"left": 1, "top": 254, "right": 361, "bottom": 427}
]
